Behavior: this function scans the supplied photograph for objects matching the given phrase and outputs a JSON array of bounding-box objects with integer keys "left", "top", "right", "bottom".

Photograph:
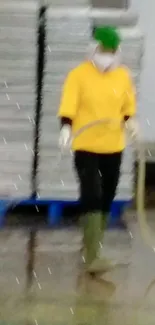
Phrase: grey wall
[{"left": 131, "top": 0, "right": 155, "bottom": 142}]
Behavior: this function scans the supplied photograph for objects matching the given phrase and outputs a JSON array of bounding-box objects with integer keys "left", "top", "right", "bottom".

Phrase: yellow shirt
[{"left": 58, "top": 61, "right": 136, "bottom": 153}]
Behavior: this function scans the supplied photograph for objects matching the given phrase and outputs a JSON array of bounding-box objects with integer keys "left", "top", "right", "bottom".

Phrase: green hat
[{"left": 94, "top": 26, "right": 121, "bottom": 51}]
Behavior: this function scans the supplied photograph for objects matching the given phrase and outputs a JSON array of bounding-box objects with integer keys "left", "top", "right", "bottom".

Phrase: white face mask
[{"left": 92, "top": 52, "right": 116, "bottom": 72}]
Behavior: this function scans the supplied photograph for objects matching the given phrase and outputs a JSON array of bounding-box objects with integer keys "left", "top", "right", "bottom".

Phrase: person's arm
[
  {"left": 58, "top": 70, "right": 79, "bottom": 148},
  {"left": 123, "top": 71, "right": 139, "bottom": 138},
  {"left": 123, "top": 70, "right": 136, "bottom": 120},
  {"left": 58, "top": 70, "right": 79, "bottom": 128}
]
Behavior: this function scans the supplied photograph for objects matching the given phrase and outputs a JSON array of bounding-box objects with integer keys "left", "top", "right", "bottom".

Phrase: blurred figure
[{"left": 58, "top": 26, "right": 138, "bottom": 278}]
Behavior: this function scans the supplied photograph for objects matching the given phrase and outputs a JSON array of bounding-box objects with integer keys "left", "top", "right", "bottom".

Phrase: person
[{"left": 57, "top": 26, "right": 138, "bottom": 278}]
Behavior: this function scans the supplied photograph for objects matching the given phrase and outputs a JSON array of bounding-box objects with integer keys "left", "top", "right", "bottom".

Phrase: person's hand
[
  {"left": 59, "top": 125, "right": 72, "bottom": 150},
  {"left": 126, "top": 118, "right": 140, "bottom": 141}
]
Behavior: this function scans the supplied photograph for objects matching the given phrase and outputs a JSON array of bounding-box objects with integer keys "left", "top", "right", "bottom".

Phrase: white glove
[
  {"left": 125, "top": 118, "right": 140, "bottom": 141},
  {"left": 59, "top": 125, "right": 72, "bottom": 150}
]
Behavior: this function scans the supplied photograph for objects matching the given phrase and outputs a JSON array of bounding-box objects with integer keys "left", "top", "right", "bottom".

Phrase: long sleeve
[
  {"left": 123, "top": 71, "right": 136, "bottom": 118},
  {"left": 60, "top": 117, "right": 72, "bottom": 128},
  {"left": 58, "top": 70, "right": 79, "bottom": 121}
]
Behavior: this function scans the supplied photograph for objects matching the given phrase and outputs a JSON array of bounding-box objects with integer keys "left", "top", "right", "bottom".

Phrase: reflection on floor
[{"left": 1, "top": 210, "right": 155, "bottom": 324}]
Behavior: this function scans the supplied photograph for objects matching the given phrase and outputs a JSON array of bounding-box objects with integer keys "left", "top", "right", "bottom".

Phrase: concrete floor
[{"left": 1, "top": 211, "right": 155, "bottom": 324}]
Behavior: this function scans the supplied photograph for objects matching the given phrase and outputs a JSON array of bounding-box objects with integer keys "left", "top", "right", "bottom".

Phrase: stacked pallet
[
  {"left": 118, "top": 23, "right": 143, "bottom": 200},
  {"left": 0, "top": 1, "right": 37, "bottom": 198},
  {"left": 44, "top": 0, "right": 89, "bottom": 6},
  {"left": 39, "top": 7, "right": 91, "bottom": 199},
  {"left": 39, "top": 7, "right": 143, "bottom": 201}
]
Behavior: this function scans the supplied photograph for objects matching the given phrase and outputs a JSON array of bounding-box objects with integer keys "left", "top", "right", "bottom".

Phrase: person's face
[
  {"left": 92, "top": 44, "right": 119, "bottom": 72},
  {"left": 96, "top": 44, "right": 116, "bottom": 55}
]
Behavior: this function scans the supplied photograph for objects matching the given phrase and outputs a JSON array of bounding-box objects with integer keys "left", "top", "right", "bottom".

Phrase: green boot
[{"left": 82, "top": 212, "right": 116, "bottom": 274}]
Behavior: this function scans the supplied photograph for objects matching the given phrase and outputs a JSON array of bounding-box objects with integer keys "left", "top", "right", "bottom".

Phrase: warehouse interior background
[{"left": 1, "top": 0, "right": 155, "bottom": 324}]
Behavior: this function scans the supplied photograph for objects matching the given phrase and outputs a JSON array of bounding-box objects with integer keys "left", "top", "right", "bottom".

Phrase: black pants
[{"left": 74, "top": 151, "right": 122, "bottom": 215}]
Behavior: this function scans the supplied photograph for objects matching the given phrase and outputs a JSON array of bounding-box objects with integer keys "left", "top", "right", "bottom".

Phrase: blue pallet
[{"left": 0, "top": 197, "right": 131, "bottom": 229}]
